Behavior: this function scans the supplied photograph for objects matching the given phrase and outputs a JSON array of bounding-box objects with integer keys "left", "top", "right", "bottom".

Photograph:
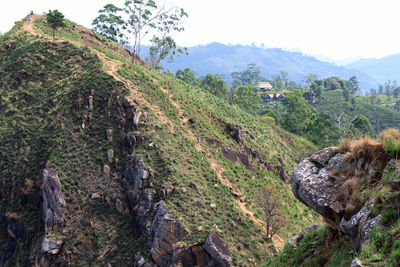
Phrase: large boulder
[
  {"left": 293, "top": 147, "right": 384, "bottom": 251},
  {"left": 149, "top": 201, "right": 186, "bottom": 267},
  {"left": 42, "top": 169, "right": 65, "bottom": 234},
  {"left": 292, "top": 148, "right": 345, "bottom": 223},
  {"left": 203, "top": 232, "right": 232, "bottom": 267}
]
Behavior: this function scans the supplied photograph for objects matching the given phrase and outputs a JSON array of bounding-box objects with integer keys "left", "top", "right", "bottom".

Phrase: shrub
[{"left": 380, "top": 128, "right": 400, "bottom": 158}]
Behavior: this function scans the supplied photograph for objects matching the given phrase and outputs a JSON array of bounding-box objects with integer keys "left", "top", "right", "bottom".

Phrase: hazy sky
[{"left": 1, "top": 0, "right": 400, "bottom": 62}]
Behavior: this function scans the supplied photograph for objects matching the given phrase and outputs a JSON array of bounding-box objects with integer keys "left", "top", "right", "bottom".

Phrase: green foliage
[
  {"left": 352, "top": 114, "right": 374, "bottom": 136},
  {"left": 231, "top": 63, "right": 260, "bottom": 86},
  {"left": 46, "top": 9, "right": 65, "bottom": 40},
  {"left": 313, "top": 89, "right": 400, "bottom": 135},
  {"left": 233, "top": 85, "right": 261, "bottom": 115},
  {"left": 268, "top": 226, "right": 353, "bottom": 267},
  {"left": 282, "top": 93, "right": 314, "bottom": 135},
  {"left": 149, "top": 35, "right": 187, "bottom": 69},
  {"left": 175, "top": 67, "right": 200, "bottom": 86},
  {"left": 304, "top": 73, "right": 318, "bottom": 87},
  {"left": 200, "top": 73, "right": 227, "bottom": 98},
  {"left": 92, "top": 4, "right": 126, "bottom": 43},
  {"left": 348, "top": 76, "right": 360, "bottom": 95},
  {"left": 0, "top": 17, "right": 318, "bottom": 266}
]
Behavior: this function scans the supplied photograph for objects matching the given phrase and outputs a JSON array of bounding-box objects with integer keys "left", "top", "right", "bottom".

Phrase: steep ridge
[{"left": 0, "top": 15, "right": 317, "bottom": 266}]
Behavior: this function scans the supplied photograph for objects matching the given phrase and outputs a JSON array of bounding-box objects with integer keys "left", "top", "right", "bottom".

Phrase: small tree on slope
[{"left": 46, "top": 10, "right": 65, "bottom": 41}]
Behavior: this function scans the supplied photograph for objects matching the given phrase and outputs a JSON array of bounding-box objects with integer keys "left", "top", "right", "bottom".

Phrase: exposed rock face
[
  {"left": 42, "top": 169, "right": 65, "bottom": 234},
  {"left": 124, "top": 155, "right": 149, "bottom": 192},
  {"left": 170, "top": 244, "right": 212, "bottom": 267},
  {"left": 123, "top": 133, "right": 136, "bottom": 154},
  {"left": 227, "top": 124, "right": 243, "bottom": 144},
  {"left": 40, "top": 169, "right": 66, "bottom": 265},
  {"left": 339, "top": 198, "right": 382, "bottom": 251},
  {"left": 149, "top": 201, "right": 186, "bottom": 267},
  {"left": 293, "top": 147, "right": 384, "bottom": 251},
  {"left": 292, "top": 148, "right": 344, "bottom": 223},
  {"left": 123, "top": 155, "right": 151, "bottom": 236},
  {"left": 203, "top": 232, "right": 232, "bottom": 267},
  {"left": 1, "top": 214, "right": 26, "bottom": 266},
  {"left": 41, "top": 238, "right": 64, "bottom": 255}
]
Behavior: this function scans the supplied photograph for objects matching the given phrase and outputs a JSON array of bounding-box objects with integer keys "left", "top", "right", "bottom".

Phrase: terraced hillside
[{"left": 0, "top": 15, "right": 318, "bottom": 266}]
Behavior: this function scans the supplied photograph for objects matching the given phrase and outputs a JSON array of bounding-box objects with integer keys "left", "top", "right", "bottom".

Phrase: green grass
[{"left": 0, "top": 16, "right": 318, "bottom": 266}]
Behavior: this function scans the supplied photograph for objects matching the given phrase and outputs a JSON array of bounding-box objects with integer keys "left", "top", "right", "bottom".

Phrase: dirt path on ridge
[
  {"left": 157, "top": 84, "right": 285, "bottom": 248},
  {"left": 22, "top": 16, "right": 285, "bottom": 248}
]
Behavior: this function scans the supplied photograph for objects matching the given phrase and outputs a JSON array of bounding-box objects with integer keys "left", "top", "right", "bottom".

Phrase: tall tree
[
  {"left": 304, "top": 73, "right": 318, "bottom": 88},
  {"left": 257, "top": 187, "right": 285, "bottom": 240},
  {"left": 201, "top": 74, "right": 227, "bottom": 98},
  {"left": 92, "top": 4, "right": 126, "bottom": 43},
  {"left": 231, "top": 63, "right": 260, "bottom": 86},
  {"left": 347, "top": 76, "right": 360, "bottom": 95},
  {"left": 176, "top": 67, "right": 199, "bottom": 86},
  {"left": 46, "top": 10, "right": 65, "bottom": 41},
  {"left": 148, "top": 7, "right": 187, "bottom": 69},
  {"left": 282, "top": 94, "right": 314, "bottom": 135}
]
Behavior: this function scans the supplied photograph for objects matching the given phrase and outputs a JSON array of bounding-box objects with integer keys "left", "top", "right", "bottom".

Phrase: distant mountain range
[
  {"left": 345, "top": 54, "right": 400, "bottom": 84},
  {"left": 140, "top": 42, "right": 381, "bottom": 92}
]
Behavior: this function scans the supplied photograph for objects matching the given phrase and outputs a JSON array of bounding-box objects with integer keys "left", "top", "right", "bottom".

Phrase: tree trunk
[
  {"left": 52, "top": 28, "right": 55, "bottom": 42},
  {"left": 132, "top": 32, "right": 139, "bottom": 64}
]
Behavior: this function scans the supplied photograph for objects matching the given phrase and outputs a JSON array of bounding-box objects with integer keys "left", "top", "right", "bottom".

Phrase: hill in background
[
  {"left": 154, "top": 42, "right": 378, "bottom": 92},
  {"left": 346, "top": 53, "right": 400, "bottom": 84}
]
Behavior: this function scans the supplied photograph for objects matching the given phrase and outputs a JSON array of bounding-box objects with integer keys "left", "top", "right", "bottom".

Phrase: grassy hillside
[{"left": 1, "top": 15, "right": 318, "bottom": 266}]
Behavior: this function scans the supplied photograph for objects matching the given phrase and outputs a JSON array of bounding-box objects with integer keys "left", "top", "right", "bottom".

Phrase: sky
[{"left": 1, "top": 0, "right": 400, "bottom": 63}]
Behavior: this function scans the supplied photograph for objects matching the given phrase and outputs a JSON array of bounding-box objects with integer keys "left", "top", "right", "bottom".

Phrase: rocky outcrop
[
  {"left": 42, "top": 169, "right": 65, "bottom": 234},
  {"left": 292, "top": 147, "right": 384, "bottom": 251},
  {"left": 1, "top": 213, "right": 26, "bottom": 266},
  {"left": 227, "top": 124, "right": 243, "bottom": 144},
  {"left": 123, "top": 133, "right": 136, "bottom": 154},
  {"left": 123, "top": 155, "right": 151, "bottom": 236},
  {"left": 148, "top": 201, "right": 186, "bottom": 267},
  {"left": 339, "top": 198, "right": 382, "bottom": 251},
  {"left": 203, "top": 232, "right": 232, "bottom": 267},
  {"left": 292, "top": 147, "right": 344, "bottom": 223},
  {"left": 40, "top": 169, "right": 66, "bottom": 265}
]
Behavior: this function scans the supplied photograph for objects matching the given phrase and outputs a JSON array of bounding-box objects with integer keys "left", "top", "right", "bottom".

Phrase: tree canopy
[{"left": 46, "top": 10, "right": 65, "bottom": 41}]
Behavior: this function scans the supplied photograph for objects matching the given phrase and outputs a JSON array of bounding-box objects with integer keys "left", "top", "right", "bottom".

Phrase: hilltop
[{"left": 0, "top": 15, "right": 317, "bottom": 266}]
